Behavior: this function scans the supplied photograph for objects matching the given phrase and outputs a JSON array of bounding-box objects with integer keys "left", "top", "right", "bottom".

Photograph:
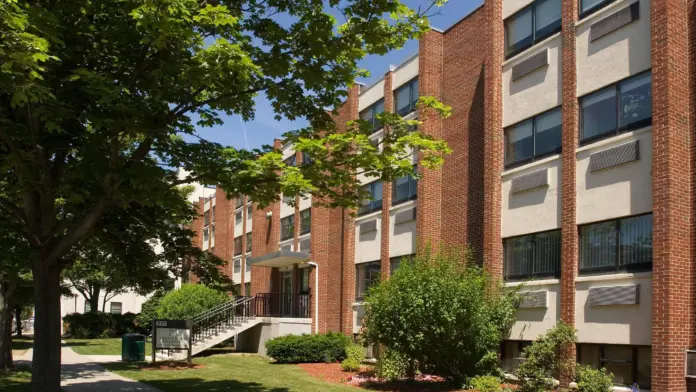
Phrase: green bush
[
  {"left": 576, "top": 365, "right": 613, "bottom": 392},
  {"left": 156, "top": 284, "right": 229, "bottom": 320},
  {"left": 63, "top": 311, "right": 140, "bottom": 338},
  {"left": 376, "top": 349, "right": 411, "bottom": 381},
  {"left": 341, "top": 358, "right": 362, "bottom": 372},
  {"left": 468, "top": 375, "right": 501, "bottom": 392},
  {"left": 363, "top": 248, "right": 520, "bottom": 382},
  {"left": 264, "top": 332, "right": 350, "bottom": 364},
  {"left": 136, "top": 290, "right": 166, "bottom": 331},
  {"left": 516, "top": 322, "right": 577, "bottom": 392},
  {"left": 341, "top": 344, "right": 365, "bottom": 371}
]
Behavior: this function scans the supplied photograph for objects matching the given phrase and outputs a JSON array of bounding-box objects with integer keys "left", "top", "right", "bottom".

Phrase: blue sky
[{"left": 191, "top": 0, "right": 483, "bottom": 150}]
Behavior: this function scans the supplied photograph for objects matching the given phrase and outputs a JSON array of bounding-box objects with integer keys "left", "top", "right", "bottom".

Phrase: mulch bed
[
  {"left": 138, "top": 361, "right": 205, "bottom": 371},
  {"left": 297, "top": 362, "right": 518, "bottom": 392}
]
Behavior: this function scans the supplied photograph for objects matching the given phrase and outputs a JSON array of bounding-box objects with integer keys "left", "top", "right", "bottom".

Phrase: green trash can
[{"left": 121, "top": 333, "right": 146, "bottom": 362}]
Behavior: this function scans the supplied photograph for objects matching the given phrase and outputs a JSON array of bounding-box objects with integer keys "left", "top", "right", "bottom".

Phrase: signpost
[{"left": 152, "top": 319, "right": 193, "bottom": 364}]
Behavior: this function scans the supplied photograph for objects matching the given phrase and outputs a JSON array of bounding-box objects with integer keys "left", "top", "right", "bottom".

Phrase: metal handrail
[
  {"left": 191, "top": 296, "right": 256, "bottom": 345},
  {"left": 192, "top": 296, "right": 244, "bottom": 322}
]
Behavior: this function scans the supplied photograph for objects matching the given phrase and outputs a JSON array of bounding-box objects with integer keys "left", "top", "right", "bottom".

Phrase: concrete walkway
[{"left": 16, "top": 346, "right": 163, "bottom": 392}]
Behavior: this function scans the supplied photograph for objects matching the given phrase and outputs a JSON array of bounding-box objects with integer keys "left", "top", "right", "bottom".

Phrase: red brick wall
[
  {"left": 240, "top": 195, "right": 249, "bottom": 291},
  {"left": 381, "top": 71, "right": 393, "bottom": 279},
  {"left": 188, "top": 198, "right": 206, "bottom": 284},
  {"left": 212, "top": 188, "right": 234, "bottom": 279},
  {"left": 438, "top": 7, "right": 488, "bottom": 262},
  {"left": 650, "top": 0, "right": 694, "bottom": 390}
]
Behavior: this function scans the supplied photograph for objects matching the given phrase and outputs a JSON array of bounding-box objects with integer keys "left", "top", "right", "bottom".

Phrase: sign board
[{"left": 152, "top": 319, "right": 193, "bottom": 363}]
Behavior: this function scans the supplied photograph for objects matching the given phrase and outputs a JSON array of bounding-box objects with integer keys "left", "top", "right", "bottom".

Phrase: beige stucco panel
[
  {"left": 389, "top": 206, "right": 417, "bottom": 258},
  {"left": 358, "top": 79, "right": 385, "bottom": 112},
  {"left": 503, "top": 0, "right": 535, "bottom": 19},
  {"left": 575, "top": 275, "right": 652, "bottom": 345},
  {"left": 576, "top": 130, "right": 652, "bottom": 225},
  {"left": 502, "top": 158, "right": 562, "bottom": 238},
  {"left": 355, "top": 215, "right": 382, "bottom": 263},
  {"left": 509, "top": 283, "right": 560, "bottom": 341},
  {"left": 576, "top": 0, "right": 651, "bottom": 97},
  {"left": 392, "top": 56, "right": 419, "bottom": 91},
  {"left": 503, "top": 36, "right": 562, "bottom": 127}
]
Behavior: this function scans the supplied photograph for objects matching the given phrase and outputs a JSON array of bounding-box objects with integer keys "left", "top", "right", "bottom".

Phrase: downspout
[
  {"left": 339, "top": 208, "right": 345, "bottom": 332},
  {"left": 308, "top": 261, "right": 319, "bottom": 334}
]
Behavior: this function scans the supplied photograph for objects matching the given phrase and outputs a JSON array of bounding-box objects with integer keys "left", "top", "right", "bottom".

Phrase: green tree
[
  {"left": 363, "top": 249, "right": 520, "bottom": 382},
  {"left": 516, "top": 322, "right": 577, "bottom": 392},
  {"left": 156, "top": 284, "right": 229, "bottom": 321},
  {"left": 0, "top": 1, "right": 450, "bottom": 390}
]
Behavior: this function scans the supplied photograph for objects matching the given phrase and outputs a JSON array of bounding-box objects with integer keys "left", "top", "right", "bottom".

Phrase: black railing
[{"left": 255, "top": 292, "right": 311, "bottom": 318}]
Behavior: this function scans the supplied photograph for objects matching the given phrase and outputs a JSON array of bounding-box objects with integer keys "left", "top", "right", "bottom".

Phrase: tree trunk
[
  {"left": 31, "top": 263, "right": 62, "bottom": 392},
  {"left": 0, "top": 284, "right": 15, "bottom": 371},
  {"left": 14, "top": 305, "right": 22, "bottom": 337},
  {"left": 102, "top": 291, "right": 108, "bottom": 313},
  {"left": 88, "top": 286, "right": 100, "bottom": 313}
]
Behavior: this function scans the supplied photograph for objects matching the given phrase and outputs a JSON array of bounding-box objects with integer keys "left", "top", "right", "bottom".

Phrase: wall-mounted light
[{"left": 265, "top": 211, "right": 272, "bottom": 219}]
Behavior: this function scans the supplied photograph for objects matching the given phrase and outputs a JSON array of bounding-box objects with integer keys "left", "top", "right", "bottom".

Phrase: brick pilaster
[
  {"left": 650, "top": 0, "right": 693, "bottom": 390},
  {"left": 240, "top": 195, "right": 249, "bottom": 293},
  {"left": 381, "top": 71, "right": 393, "bottom": 279},
  {"left": 483, "top": 0, "right": 503, "bottom": 277}
]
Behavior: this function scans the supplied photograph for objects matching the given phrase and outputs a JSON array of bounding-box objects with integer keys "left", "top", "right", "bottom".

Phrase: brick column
[
  {"left": 293, "top": 151, "right": 302, "bottom": 252},
  {"left": 381, "top": 71, "right": 393, "bottom": 279},
  {"left": 559, "top": 0, "right": 579, "bottom": 386},
  {"left": 212, "top": 189, "right": 232, "bottom": 279},
  {"left": 189, "top": 198, "right": 206, "bottom": 284},
  {"left": 650, "top": 0, "right": 693, "bottom": 390},
  {"left": 416, "top": 30, "right": 444, "bottom": 252},
  {"left": 240, "top": 195, "right": 249, "bottom": 293},
  {"left": 482, "top": 0, "right": 503, "bottom": 277}
]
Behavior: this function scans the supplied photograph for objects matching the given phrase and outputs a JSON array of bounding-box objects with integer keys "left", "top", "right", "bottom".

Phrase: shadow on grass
[
  {"left": 11, "top": 338, "right": 33, "bottom": 351},
  {"left": 0, "top": 366, "right": 32, "bottom": 392}
]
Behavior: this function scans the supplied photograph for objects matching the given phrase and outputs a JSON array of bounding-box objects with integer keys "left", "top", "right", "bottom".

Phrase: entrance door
[{"left": 280, "top": 271, "right": 293, "bottom": 316}]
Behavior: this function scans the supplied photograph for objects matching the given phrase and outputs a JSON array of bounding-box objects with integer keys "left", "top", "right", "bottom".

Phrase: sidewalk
[{"left": 16, "top": 346, "right": 163, "bottom": 392}]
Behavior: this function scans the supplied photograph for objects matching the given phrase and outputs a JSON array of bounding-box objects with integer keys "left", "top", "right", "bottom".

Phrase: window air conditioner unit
[{"left": 685, "top": 350, "right": 696, "bottom": 378}]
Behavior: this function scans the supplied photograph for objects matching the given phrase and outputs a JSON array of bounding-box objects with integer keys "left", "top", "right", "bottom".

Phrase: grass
[
  {"left": 64, "top": 338, "right": 153, "bottom": 356},
  {"left": 11, "top": 336, "right": 33, "bottom": 357},
  {"left": 0, "top": 366, "right": 31, "bottom": 392},
  {"left": 102, "top": 354, "right": 358, "bottom": 392}
]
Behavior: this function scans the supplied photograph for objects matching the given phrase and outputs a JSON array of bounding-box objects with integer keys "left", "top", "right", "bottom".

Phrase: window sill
[
  {"left": 390, "top": 198, "right": 417, "bottom": 212},
  {"left": 299, "top": 232, "right": 311, "bottom": 239},
  {"left": 501, "top": 154, "right": 561, "bottom": 177},
  {"left": 575, "top": 271, "right": 652, "bottom": 283},
  {"left": 503, "top": 31, "right": 561, "bottom": 68},
  {"left": 575, "top": 126, "right": 651, "bottom": 154},
  {"left": 356, "top": 209, "right": 382, "bottom": 223},
  {"left": 504, "top": 278, "right": 560, "bottom": 287},
  {"left": 352, "top": 302, "right": 366, "bottom": 307}
]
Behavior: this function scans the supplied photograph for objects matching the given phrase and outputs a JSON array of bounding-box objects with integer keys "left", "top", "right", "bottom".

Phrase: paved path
[{"left": 16, "top": 345, "right": 163, "bottom": 392}]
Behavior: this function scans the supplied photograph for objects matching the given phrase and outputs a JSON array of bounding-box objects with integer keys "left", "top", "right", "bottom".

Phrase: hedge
[
  {"left": 63, "top": 312, "right": 143, "bottom": 338},
  {"left": 265, "top": 332, "right": 350, "bottom": 363}
]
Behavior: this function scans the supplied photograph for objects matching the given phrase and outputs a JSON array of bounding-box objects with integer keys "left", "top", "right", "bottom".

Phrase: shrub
[
  {"left": 265, "top": 332, "right": 350, "bottom": 364},
  {"left": 516, "top": 322, "right": 577, "bottom": 392},
  {"left": 363, "top": 248, "right": 520, "bottom": 381},
  {"left": 376, "top": 349, "right": 411, "bottom": 381},
  {"left": 155, "top": 284, "right": 229, "bottom": 320},
  {"left": 469, "top": 375, "right": 501, "bottom": 392},
  {"left": 341, "top": 344, "right": 365, "bottom": 371},
  {"left": 63, "top": 311, "right": 140, "bottom": 338},
  {"left": 342, "top": 358, "right": 362, "bottom": 372},
  {"left": 576, "top": 365, "right": 613, "bottom": 392},
  {"left": 136, "top": 290, "right": 166, "bottom": 332}
]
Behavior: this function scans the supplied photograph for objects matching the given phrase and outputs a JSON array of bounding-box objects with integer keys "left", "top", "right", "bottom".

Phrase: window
[
  {"left": 389, "top": 254, "right": 413, "bottom": 275},
  {"left": 203, "top": 227, "right": 209, "bottom": 243},
  {"left": 392, "top": 170, "right": 418, "bottom": 205},
  {"left": 281, "top": 215, "right": 295, "bottom": 241},
  {"left": 356, "top": 261, "right": 381, "bottom": 300},
  {"left": 247, "top": 205, "right": 252, "bottom": 219},
  {"left": 234, "top": 259, "right": 241, "bottom": 273},
  {"left": 579, "top": 214, "right": 652, "bottom": 274},
  {"left": 580, "top": 71, "right": 652, "bottom": 144},
  {"left": 235, "top": 196, "right": 244, "bottom": 209},
  {"left": 300, "top": 209, "right": 311, "bottom": 235},
  {"left": 578, "top": 344, "right": 651, "bottom": 388},
  {"left": 234, "top": 236, "right": 243, "bottom": 256},
  {"left": 110, "top": 302, "right": 122, "bottom": 315},
  {"left": 283, "top": 194, "right": 294, "bottom": 205},
  {"left": 580, "top": 0, "right": 616, "bottom": 19},
  {"left": 203, "top": 210, "right": 210, "bottom": 226},
  {"left": 502, "top": 340, "right": 532, "bottom": 373},
  {"left": 246, "top": 232, "right": 252, "bottom": 254},
  {"left": 394, "top": 78, "right": 419, "bottom": 116},
  {"left": 244, "top": 283, "right": 251, "bottom": 297},
  {"left": 504, "top": 230, "right": 561, "bottom": 280},
  {"left": 284, "top": 155, "right": 297, "bottom": 167},
  {"left": 302, "top": 152, "right": 314, "bottom": 165},
  {"left": 246, "top": 259, "right": 251, "bottom": 272},
  {"left": 84, "top": 302, "right": 91, "bottom": 313},
  {"left": 211, "top": 224, "right": 215, "bottom": 240},
  {"left": 505, "top": 0, "right": 561, "bottom": 58},
  {"left": 505, "top": 107, "right": 562, "bottom": 167},
  {"left": 360, "top": 99, "right": 385, "bottom": 134},
  {"left": 358, "top": 181, "right": 383, "bottom": 216},
  {"left": 212, "top": 206, "right": 216, "bottom": 222},
  {"left": 300, "top": 268, "right": 310, "bottom": 294},
  {"left": 235, "top": 210, "right": 242, "bottom": 225}
]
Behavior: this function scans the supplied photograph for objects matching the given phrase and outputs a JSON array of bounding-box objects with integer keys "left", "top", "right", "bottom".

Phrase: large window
[
  {"left": 389, "top": 254, "right": 414, "bottom": 276},
  {"left": 203, "top": 227, "right": 210, "bottom": 243},
  {"left": 247, "top": 204, "right": 252, "bottom": 219},
  {"left": 579, "top": 214, "right": 652, "bottom": 274},
  {"left": 392, "top": 170, "right": 418, "bottom": 205},
  {"left": 300, "top": 209, "right": 311, "bottom": 235},
  {"left": 246, "top": 232, "right": 252, "bottom": 253},
  {"left": 505, "top": 0, "right": 561, "bottom": 58},
  {"left": 234, "top": 259, "right": 241, "bottom": 273},
  {"left": 580, "top": 71, "right": 652, "bottom": 144},
  {"left": 360, "top": 99, "right": 385, "bottom": 134},
  {"left": 204, "top": 210, "right": 210, "bottom": 226},
  {"left": 502, "top": 341, "right": 532, "bottom": 374},
  {"left": 505, "top": 107, "right": 562, "bottom": 167},
  {"left": 580, "top": 0, "right": 617, "bottom": 19},
  {"left": 284, "top": 155, "right": 296, "bottom": 167},
  {"left": 300, "top": 268, "right": 310, "bottom": 294},
  {"left": 281, "top": 215, "right": 295, "bottom": 241},
  {"left": 504, "top": 230, "right": 561, "bottom": 280},
  {"left": 234, "top": 236, "right": 243, "bottom": 256},
  {"left": 110, "top": 302, "right": 123, "bottom": 315},
  {"left": 235, "top": 210, "right": 242, "bottom": 225},
  {"left": 358, "top": 181, "right": 383, "bottom": 216},
  {"left": 394, "top": 78, "right": 419, "bottom": 116},
  {"left": 235, "top": 196, "right": 244, "bottom": 209},
  {"left": 578, "top": 344, "right": 651, "bottom": 388},
  {"left": 356, "top": 261, "right": 381, "bottom": 300}
]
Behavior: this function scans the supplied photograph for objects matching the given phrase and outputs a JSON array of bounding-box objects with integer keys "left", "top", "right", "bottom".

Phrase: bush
[
  {"left": 516, "top": 322, "right": 577, "bottom": 392},
  {"left": 63, "top": 311, "right": 140, "bottom": 338},
  {"left": 469, "top": 375, "right": 501, "bottom": 392},
  {"left": 341, "top": 344, "right": 365, "bottom": 371},
  {"left": 136, "top": 290, "right": 166, "bottom": 332},
  {"left": 265, "top": 332, "right": 350, "bottom": 364},
  {"left": 576, "top": 365, "right": 613, "bottom": 392},
  {"left": 342, "top": 358, "right": 362, "bottom": 372},
  {"left": 376, "top": 349, "right": 411, "bottom": 381},
  {"left": 363, "top": 248, "right": 520, "bottom": 381},
  {"left": 156, "top": 284, "right": 229, "bottom": 320}
]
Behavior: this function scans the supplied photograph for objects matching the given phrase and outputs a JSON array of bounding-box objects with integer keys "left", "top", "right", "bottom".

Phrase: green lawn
[
  {"left": 103, "top": 354, "right": 358, "bottom": 392},
  {"left": 11, "top": 337, "right": 33, "bottom": 356},
  {"left": 0, "top": 367, "right": 32, "bottom": 392},
  {"left": 64, "top": 338, "right": 153, "bottom": 356}
]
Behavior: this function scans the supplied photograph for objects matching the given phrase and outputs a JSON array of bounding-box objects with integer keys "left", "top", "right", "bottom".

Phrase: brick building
[{"left": 190, "top": 0, "right": 696, "bottom": 389}]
